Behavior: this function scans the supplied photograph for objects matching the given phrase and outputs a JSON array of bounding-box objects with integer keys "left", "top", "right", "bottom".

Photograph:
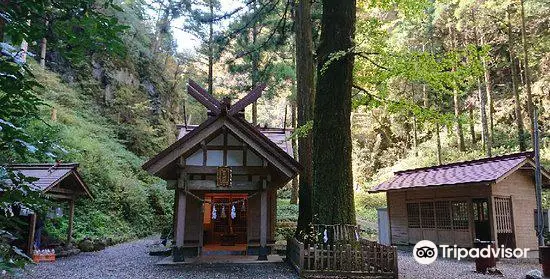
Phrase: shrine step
[{"left": 202, "top": 250, "right": 246, "bottom": 256}]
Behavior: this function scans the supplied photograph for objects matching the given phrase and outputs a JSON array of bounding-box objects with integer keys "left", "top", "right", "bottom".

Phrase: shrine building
[{"left": 142, "top": 80, "right": 301, "bottom": 262}]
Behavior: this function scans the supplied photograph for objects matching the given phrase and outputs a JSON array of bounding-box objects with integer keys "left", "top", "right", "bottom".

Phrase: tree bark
[
  {"left": 436, "top": 122, "right": 442, "bottom": 165},
  {"left": 453, "top": 89, "right": 465, "bottom": 151},
  {"left": 469, "top": 104, "right": 475, "bottom": 145},
  {"left": 478, "top": 80, "right": 491, "bottom": 157},
  {"left": 251, "top": 19, "right": 259, "bottom": 125},
  {"left": 294, "top": 0, "right": 314, "bottom": 235},
  {"left": 482, "top": 53, "right": 494, "bottom": 144},
  {"left": 508, "top": 8, "right": 526, "bottom": 151},
  {"left": 519, "top": 0, "right": 534, "bottom": 145},
  {"left": 312, "top": 0, "right": 356, "bottom": 225},
  {"left": 208, "top": 0, "right": 214, "bottom": 95},
  {"left": 473, "top": 17, "right": 491, "bottom": 157},
  {"left": 290, "top": 103, "right": 298, "bottom": 204},
  {"left": 449, "top": 26, "right": 465, "bottom": 151}
]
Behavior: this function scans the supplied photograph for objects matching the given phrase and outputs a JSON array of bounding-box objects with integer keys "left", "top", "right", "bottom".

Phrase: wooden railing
[{"left": 287, "top": 225, "right": 398, "bottom": 279}]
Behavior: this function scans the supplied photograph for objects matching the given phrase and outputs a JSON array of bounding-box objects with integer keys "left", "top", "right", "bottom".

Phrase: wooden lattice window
[
  {"left": 407, "top": 203, "right": 420, "bottom": 228},
  {"left": 495, "top": 197, "right": 513, "bottom": 233},
  {"left": 435, "top": 201, "right": 452, "bottom": 229},
  {"left": 452, "top": 201, "right": 469, "bottom": 229},
  {"left": 420, "top": 202, "right": 435, "bottom": 228}
]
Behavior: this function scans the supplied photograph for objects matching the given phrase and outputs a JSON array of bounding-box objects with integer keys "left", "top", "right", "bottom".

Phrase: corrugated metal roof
[
  {"left": 7, "top": 163, "right": 92, "bottom": 198},
  {"left": 370, "top": 152, "right": 549, "bottom": 192}
]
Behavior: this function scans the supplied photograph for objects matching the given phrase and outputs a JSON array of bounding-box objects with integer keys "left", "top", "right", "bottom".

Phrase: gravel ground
[
  {"left": 18, "top": 238, "right": 544, "bottom": 279},
  {"left": 20, "top": 236, "right": 298, "bottom": 279},
  {"left": 398, "top": 250, "right": 542, "bottom": 279}
]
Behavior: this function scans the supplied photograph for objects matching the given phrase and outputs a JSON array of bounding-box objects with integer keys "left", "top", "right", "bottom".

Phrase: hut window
[
  {"left": 451, "top": 201, "right": 469, "bottom": 229},
  {"left": 435, "top": 201, "right": 451, "bottom": 230},
  {"left": 407, "top": 203, "right": 420, "bottom": 228},
  {"left": 420, "top": 202, "right": 435, "bottom": 228}
]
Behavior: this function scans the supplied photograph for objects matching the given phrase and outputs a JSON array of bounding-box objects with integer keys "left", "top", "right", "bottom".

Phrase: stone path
[
  {"left": 22, "top": 237, "right": 298, "bottom": 279},
  {"left": 20, "top": 237, "right": 543, "bottom": 279}
]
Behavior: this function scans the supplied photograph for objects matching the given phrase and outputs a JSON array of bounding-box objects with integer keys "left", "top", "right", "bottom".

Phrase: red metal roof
[{"left": 370, "top": 152, "right": 550, "bottom": 192}]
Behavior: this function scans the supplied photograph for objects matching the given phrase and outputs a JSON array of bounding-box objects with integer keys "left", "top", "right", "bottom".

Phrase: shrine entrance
[{"left": 203, "top": 193, "right": 248, "bottom": 254}]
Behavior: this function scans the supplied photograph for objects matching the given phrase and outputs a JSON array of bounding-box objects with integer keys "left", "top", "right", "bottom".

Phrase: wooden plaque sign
[{"left": 216, "top": 166, "right": 232, "bottom": 188}]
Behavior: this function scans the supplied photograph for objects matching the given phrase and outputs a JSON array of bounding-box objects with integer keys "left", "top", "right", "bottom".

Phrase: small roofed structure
[
  {"left": 371, "top": 152, "right": 550, "bottom": 250},
  {"left": 9, "top": 163, "right": 92, "bottom": 255},
  {"left": 143, "top": 80, "right": 301, "bottom": 262}
]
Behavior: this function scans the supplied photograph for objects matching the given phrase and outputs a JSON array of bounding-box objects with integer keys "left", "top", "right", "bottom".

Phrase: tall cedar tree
[
  {"left": 312, "top": 0, "right": 356, "bottom": 225},
  {"left": 294, "top": 0, "right": 314, "bottom": 234}
]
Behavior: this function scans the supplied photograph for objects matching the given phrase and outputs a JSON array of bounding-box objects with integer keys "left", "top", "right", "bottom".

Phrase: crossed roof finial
[{"left": 187, "top": 79, "right": 266, "bottom": 116}]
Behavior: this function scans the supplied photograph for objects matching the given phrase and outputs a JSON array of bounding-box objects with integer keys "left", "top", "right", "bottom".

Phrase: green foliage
[
  {"left": 23, "top": 60, "right": 173, "bottom": 243},
  {"left": 277, "top": 198, "right": 298, "bottom": 222}
]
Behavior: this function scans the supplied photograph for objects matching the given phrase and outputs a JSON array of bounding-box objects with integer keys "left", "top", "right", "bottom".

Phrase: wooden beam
[
  {"left": 228, "top": 84, "right": 266, "bottom": 116},
  {"left": 258, "top": 180, "right": 268, "bottom": 260},
  {"left": 27, "top": 214, "right": 37, "bottom": 255},
  {"left": 175, "top": 171, "right": 187, "bottom": 248},
  {"left": 187, "top": 180, "right": 260, "bottom": 191},
  {"left": 183, "top": 166, "right": 269, "bottom": 175},
  {"left": 187, "top": 84, "right": 220, "bottom": 115},
  {"left": 188, "top": 79, "right": 222, "bottom": 108},
  {"left": 148, "top": 119, "right": 224, "bottom": 175},
  {"left": 67, "top": 199, "right": 75, "bottom": 244},
  {"left": 44, "top": 193, "right": 73, "bottom": 200}
]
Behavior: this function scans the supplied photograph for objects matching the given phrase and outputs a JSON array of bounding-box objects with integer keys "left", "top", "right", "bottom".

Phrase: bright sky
[{"left": 171, "top": 0, "right": 244, "bottom": 53}]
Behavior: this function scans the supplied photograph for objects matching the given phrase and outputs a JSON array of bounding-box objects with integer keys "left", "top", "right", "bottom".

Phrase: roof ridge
[
  {"left": 7, "top": 163, "right": 79, "bottom": 169},
  {"left": 394, "top": 151, "right": 534, "bottom": 175}
]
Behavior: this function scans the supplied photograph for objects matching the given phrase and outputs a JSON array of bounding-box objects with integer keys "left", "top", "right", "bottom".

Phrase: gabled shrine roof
[
  {"left": 141, "top": 80, "right": 301, "bottom": 182},
  {"left": 7, "top": 163, "right": 92, "bottom": 198}
]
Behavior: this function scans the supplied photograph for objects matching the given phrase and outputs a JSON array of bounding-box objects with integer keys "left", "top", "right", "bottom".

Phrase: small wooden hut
[
  {"left": 142, "top": 80, "right": 301, "bottom": 262},
  {"left": 370, "top": 152, "right": 550, "bottom": 250},
  {"left": 9, "top": 163, "right": 92, "bottom": 254}
]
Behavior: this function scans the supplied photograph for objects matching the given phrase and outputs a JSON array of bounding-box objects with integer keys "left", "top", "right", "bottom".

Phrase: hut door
[
  {"left": 473, "top": 199, "right": 491, "bottom": 241},
  {"left": 494, "top": 197, "right": 515, "bottom": 249}
]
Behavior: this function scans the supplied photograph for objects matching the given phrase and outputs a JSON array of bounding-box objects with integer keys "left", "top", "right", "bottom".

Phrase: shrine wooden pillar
[
  {"left": 258, "top": 179, "right": 268, "bottom": 261},
  {"left": 67, "top": 199, "right": 75, "bottom": 244},
  {"left": 27, "top": 213, "right": 37, "bottom": 255},
  {"left": 173, "top": 170, "right": 187, "bottom": 262}
]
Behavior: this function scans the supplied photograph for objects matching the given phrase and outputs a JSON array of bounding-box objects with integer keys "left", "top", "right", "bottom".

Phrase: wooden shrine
[
  {"left": 142, "top": 80, "right": 301, "bottom": 262},
  {"left": 8, "top": 163, "right": 92, "bottom": 255}
]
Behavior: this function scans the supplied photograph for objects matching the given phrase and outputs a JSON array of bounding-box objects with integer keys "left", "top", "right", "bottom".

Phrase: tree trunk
[
  {"left": 453, "top": 89, "right": 465, "bottom": 151},
  {"left": 473, "top": 17, "right": 491, "bottom": 157},
  {"left": 312, "top": 0, "right": 356, "bottom": 225},
  {"left": 449, "top": 26, "right": 465, "bottom": 151},
  {"left": 290, "top": 103, "right": 299, "bottom": 204},
  {"left": 412, "top": 115, "right": 418, "bottom": 156},
  {"left": 436, "top": 122, "right": 442, "bottom": 165},
  {"left": 251, "top": 19, "right": 259, "bottom": 125},
  {"left": 469, "top": 105, "right": 475, "bottom": 145},
  {"left": 294, "top": 0, "right": 314, "bottom": 236},
  {"left": 478, "top": 80, "right": 492, "bottom": 157},
  {"left": 208, "top": 0, "right": 214, "bottom": 95},
  {"left": 482, "top": 53, "right": 494, "bottom": 144},
  {"left": 508, "top": 8, "right": 526, "bottom": 151},
  {"left": 519, "top": 0, "right": 534, "bottom": 145}
]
